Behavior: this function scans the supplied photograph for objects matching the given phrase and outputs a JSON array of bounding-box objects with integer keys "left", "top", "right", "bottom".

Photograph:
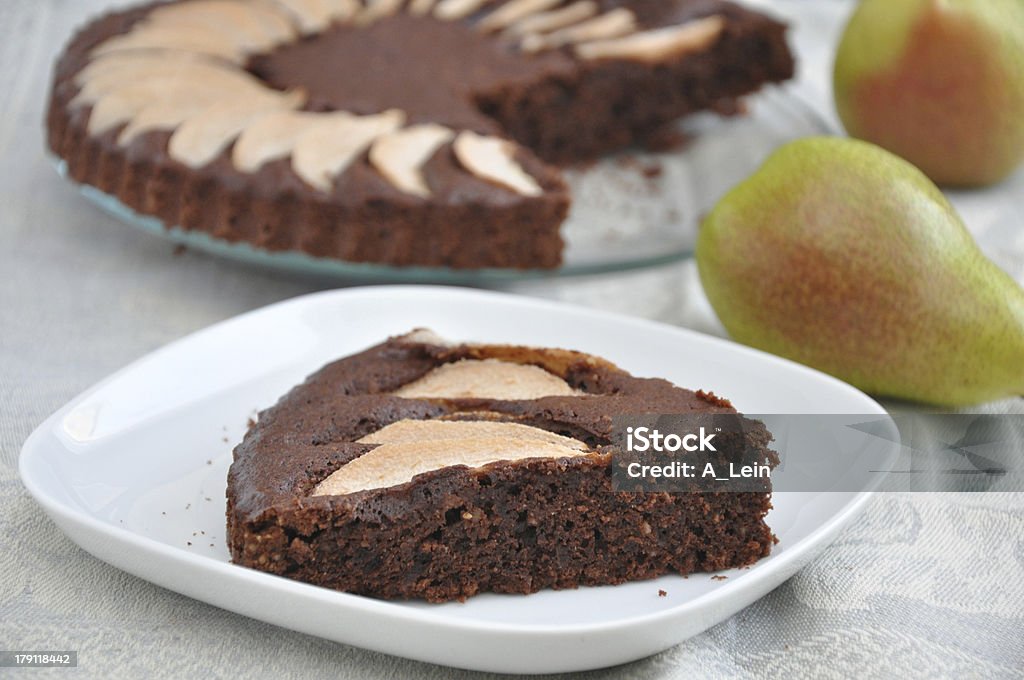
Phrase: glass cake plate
[{"left": 54, "top": 88, "right": 830, "bottom": 284}]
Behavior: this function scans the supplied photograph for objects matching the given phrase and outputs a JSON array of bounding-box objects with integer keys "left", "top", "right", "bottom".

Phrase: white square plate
[{"left": 20, "top": 286, "right": 895, "bottom": 674}]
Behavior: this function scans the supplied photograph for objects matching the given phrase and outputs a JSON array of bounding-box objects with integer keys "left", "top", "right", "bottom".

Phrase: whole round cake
[{"left": 47, "top": 0, "right": 794, "bottom": 269}]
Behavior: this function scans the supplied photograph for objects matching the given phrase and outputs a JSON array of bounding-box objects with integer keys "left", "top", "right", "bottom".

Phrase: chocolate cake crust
[{"left": 227, "top": 331, "right": 777, "bottom": 602}]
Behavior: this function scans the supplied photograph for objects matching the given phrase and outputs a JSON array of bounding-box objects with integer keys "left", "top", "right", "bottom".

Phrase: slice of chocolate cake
[
  {"left": 47, "top": 0, "right": 795, "bottom": 269},
  {"left": 226, "top": 330, "right": 777, "bottom": 602}
]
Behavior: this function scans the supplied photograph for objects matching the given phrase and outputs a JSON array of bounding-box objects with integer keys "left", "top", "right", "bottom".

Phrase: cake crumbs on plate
[
  {"left": 616, "top": 156, "right": 664, "bottom": 180},
  {"left": 658, "top": 589, "right": 667, "bottom": 597}
]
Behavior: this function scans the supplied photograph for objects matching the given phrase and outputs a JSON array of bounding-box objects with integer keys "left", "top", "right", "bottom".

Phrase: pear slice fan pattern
[{"left": 72, "top": 0, "right": 726, "bottom": 197}]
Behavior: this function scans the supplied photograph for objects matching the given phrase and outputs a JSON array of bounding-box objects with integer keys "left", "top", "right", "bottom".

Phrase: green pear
[
  {"left": 696, "top": 137, "right": 1024, "bottom": 406},
  {"left": 834, "top": 0, "right": 1024, "bottom": 187}
]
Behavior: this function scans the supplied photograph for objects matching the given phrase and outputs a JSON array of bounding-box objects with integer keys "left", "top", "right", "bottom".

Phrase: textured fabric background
[{"left": 1, "top": 1, "right": 1022, "bottom": 677}]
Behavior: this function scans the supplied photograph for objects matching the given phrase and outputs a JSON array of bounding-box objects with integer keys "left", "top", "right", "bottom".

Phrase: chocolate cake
[
  {"left": 47, "top": 0, "right": 795, "bottom": 269},
  {"left": 226, "top": 330, "right": 777, "bottom": 602}
]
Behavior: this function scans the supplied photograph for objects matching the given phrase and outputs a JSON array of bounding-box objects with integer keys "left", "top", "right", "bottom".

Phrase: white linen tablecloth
[{"left": 1, "top": 1, "right": 1022, "bottom": 677}]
